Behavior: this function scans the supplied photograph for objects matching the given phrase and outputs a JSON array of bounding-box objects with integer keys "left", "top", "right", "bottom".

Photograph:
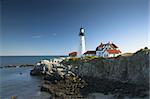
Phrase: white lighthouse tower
[{"left": 79, "top": 27, "right": 86, "bottom": 57}]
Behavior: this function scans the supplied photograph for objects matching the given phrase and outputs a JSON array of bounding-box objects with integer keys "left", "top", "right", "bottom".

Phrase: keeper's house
[{"left": 96, "top": 42, "right": 121, "bottom": 58}]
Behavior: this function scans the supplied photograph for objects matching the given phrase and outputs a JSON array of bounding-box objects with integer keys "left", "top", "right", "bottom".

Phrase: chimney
[{"left": 108, "top": 41, "right": 112, "bottom": 44}]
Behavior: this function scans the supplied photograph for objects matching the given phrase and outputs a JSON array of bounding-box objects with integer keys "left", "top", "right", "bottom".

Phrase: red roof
[
  {"left": 110, "top": 43, "right": 118, "bottom": 48},
  {"left": 107, "top": 50, "right": 121, "bottom": 54},
  {"left": 69, "top": 52, "right": 77, "bottom": 56},
  {"left": 96, "top": 43, "right": 104, "bottom": 50},
  {"left": 96, "top": 42, "right": 118, "bottom": 51},
  {"left": 98, "top": 43, "right": 104, "bottom": 48},
  {"left": 84, "top": 51, "right": 96, "bottom": 54}
]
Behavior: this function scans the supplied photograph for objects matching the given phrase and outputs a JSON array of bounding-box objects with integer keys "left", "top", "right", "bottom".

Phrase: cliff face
[{"left": 65, "top": 49, "right": 149, "bottom": 86}]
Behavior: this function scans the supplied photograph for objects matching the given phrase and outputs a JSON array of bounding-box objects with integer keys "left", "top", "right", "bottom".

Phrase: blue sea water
[
  {"left": 0, "top": 56, "right": 66, "bottom": 99},
  {"left": 0, "top": 67, "right": 51, "bottom": 99},
  {"left": 0, "top": 56, "right": 67, "bottom": 67}
]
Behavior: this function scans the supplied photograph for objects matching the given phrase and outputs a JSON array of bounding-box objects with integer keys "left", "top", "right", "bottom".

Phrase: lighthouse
[{"left": 79, "top": 27, "right": 86, "bottom": 57}]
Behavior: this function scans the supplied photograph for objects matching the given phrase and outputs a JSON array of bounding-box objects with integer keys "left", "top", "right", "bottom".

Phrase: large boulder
[{"left": 30, "top": 60, "right": 54, "bottom": 75}]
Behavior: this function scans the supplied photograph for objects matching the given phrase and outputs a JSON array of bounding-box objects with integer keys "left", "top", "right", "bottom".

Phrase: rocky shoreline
[
  {"left": 80, "top": 76, "right": 148, "bottom": 98},
  {"left": 30, "top": 49, "right": 149, "bottom": 99},
  {"left": 40, "top": 75, "right": 149, "bottom": 99},
  {"left": 41, "top": 74, "right": 86, "bottom": 99}
]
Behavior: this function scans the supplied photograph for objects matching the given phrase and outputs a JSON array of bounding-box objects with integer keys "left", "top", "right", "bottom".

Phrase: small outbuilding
[
  {"left": 84, "top": 51, "right": 96, "bottom": 56},
  {"left": 69, "top": 52, "right": 77, "bottom": 57}
]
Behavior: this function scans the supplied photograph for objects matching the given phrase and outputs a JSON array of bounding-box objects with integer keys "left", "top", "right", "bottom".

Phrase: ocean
[
  {"left": 0, "top": 56, "right": 66, "bottom": 99},
  {"left": 0, "top": 56, "right": 67, "bottom": 67}
]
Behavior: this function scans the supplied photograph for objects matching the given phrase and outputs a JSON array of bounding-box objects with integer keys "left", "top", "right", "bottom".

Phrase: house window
[
  {"left": 99, "top": 53, "right": 101, "bottom": 56},
  {"left": 105, "top": 54, "right": 108, "bottom": 57},
  {"left": 113, "top": 54, "right": 115, "bottom": 57}
]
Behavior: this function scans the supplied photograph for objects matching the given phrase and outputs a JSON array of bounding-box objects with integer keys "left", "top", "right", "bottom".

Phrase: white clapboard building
[{"left": 96, "top": 42, "right": 121, "bottom": 57}]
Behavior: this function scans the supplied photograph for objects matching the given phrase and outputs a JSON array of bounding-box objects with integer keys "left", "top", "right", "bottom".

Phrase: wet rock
[
  {"left": 41, "top": 73, "right": 86, "bottom": 99},
  {"left": 44, "top": 73, "right": 62, "bottom": 84},
  {"left": 80, "top": 76, "right": 149, "bottom": 98},
  {"left": 11, "top": 96, "right": 17, "bottom": 99},
  {"left": 0, "top": 66, "right": 3, "bottom": 69},
  {"left": 30, "top": 69, "right": 44, "bottom": 76},
  {"left": 41, "top": 86, "right": 49, "bottom": 92}
]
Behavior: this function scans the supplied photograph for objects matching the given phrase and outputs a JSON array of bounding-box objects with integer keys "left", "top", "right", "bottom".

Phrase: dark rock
[
  {"left": 41, "top": 73, "right": 86, "bottom": 99},
  {"left": 44, "top": 73, "right": 62, "bottom": 83},
  {"left": 30, "top": 69, "right": 43, "bottom": 76},
  {"left": 41, "top": 86, "right": 49, "bottom": 92},
  {"left": 79, "top": 76, "right": 149, "bottom": 98}
]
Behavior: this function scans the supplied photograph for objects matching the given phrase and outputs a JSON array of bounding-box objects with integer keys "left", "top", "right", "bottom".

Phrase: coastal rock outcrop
[
  {"left": 30, "top": 49, "right": 149, "bottom": 98},
  {"left": 30, "top": 60, "right": 52, "bottom": 75},
  {"left": 30, "top": 58, "right": 67, "bottom": 76},
  {"left": 41, "top": 73, "right": 87, "bottom": 99},
  {"left": 63, "top": 49, "right": 149, "bottom": 86},
  {"left": 30, "top": 58, "right": 87, "bottom": 98},
  {"left": 62, "top": 49, "right": 149, "bottom": 97}
]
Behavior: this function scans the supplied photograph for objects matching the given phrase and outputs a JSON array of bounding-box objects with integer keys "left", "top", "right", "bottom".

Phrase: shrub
[
  {"left": 84, "top": 56, "right": 98, "bottom": 59},
  {"left": 96, "top": 57, "right": 105, "bottom": 60},
  {"left": 68, "top": 57, "right": 79, "bottom": 61}
]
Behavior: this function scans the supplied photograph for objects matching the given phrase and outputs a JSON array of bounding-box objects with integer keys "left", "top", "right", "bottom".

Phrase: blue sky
[{"left": 1, "top": 0, "right": 149, "bottom": 56}]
